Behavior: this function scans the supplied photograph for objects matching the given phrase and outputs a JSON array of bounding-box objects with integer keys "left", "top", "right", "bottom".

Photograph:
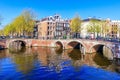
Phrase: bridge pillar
[{"left": 81, "top": 46, "right": 85, "bottom": 55}]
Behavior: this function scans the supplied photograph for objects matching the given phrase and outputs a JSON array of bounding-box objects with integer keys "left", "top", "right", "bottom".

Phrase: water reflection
[
  {"left": 93, "top": 53, "right": 112, "bottom": 68},
  {"left": 9, "top": 47, "right": 26, "bottom": 54},
  {"left": 12, "top": 53, "right": 37, "bottom": 74},
  {"left": 0, "top": 50, "right": 7, "bottom": 59},
  {"left": 108, "top": 59, "right": 120, "bottom": 73},
  {"left": 68, "top": 49, "right": 81, "bottom": 60},
  {"left": 0, "top": 47, "right": 120, "bottom": 77},
  {"left": 48, "top": 48, "right": 63, "bottom": 73},
  {"left": 32, "top": 47, "right": 63, "bottom": 73},
  {"left": 55, "top": 47, "right": 63, "bottom": 55}
]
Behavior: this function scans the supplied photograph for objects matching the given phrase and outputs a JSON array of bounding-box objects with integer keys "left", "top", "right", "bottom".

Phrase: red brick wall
[{"left": 31, "top": 40, "right": 54, "bottom": 47}]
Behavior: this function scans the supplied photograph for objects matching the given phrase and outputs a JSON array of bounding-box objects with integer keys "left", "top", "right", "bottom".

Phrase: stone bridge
[
  {"left": 0, "top": 40, "right": 6, "bottom": 49},
  {"left": 0, "top": 38, "right": 117, "bottom": 60},
  {"left": 0, "top": 38, "right": 116, "bottom": 54},
  {"left": 54, "top": 39, "right": 115, "bottom": 53}
]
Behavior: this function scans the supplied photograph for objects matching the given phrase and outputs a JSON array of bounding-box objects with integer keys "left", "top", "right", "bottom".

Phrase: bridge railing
[
  {"left": 36, "top": 37, "right": 120, "bottom": 43},
  {"left": 0, "top": 36, "right": 120, "bottom": 44}
]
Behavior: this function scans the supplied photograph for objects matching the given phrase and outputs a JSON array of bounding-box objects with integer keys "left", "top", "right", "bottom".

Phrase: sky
[{"left": 0, "top": 0, "right": 120, "bottom": 29}]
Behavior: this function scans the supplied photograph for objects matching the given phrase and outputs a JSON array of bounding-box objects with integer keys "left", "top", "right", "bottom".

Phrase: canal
[{"left": 0, "top": 47, "right": 120, "bottom": 80}]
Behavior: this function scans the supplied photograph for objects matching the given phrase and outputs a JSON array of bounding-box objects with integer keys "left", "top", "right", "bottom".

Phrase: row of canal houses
[{"left": 33, "top": 14, "right": 120, "bottom": 39}]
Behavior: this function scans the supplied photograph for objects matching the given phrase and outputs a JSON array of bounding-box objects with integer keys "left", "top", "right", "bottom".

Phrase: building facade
[
  {"left": 36, "top": 15, "right": 120, "bottom": 40},
  {"left": 37, "top": 14, "right": 70, "bottom": 39},
  {"left": 110, "top": 20, "right": 120, "bottom": 38},
  {"left": 81, "top": 18, "right": 101, "bottom": 38},
  {"left": 33, "top": 20, "right": 39, "bottom": 38}
]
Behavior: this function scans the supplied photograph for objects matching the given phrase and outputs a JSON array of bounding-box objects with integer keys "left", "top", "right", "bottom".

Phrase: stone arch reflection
[
  {"left": 90, "top": 44, "right": 113, "bottom": 60},
  {"left": 109, "top": 59, "right": 120, "bottom": 73},
  {"left": 55, "top": 47, "right": 63, "bottom": 55},
  {"left": 93, "top": 52, "right": 112, "bottom": 68},
  {"left": 68, "top": 49, "right": 82, "bottom": 60},
  {"left": 9, "top": 46, "right": 26, "bottom": 54}
]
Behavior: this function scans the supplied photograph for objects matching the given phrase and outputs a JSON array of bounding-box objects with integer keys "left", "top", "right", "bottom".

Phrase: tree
[
  {"left": 70, "top": 15, "right": 82, "bottom": 38},
  {"left": 3, "top": 23, "right": 16, "bottom": 36},
  {"left": 12, "top": 15, "right": 26, "bottom": 36},
  {"left": 4, "top": 9, "right": 36, "bottom": 38},
  {"left": 3, "top": 24, "right": 10, "bottom": 36},
  {"left": 87, "top": 19, "right": 101, "bottom": 39},
  {"left": 101, "top": 20, "right": 110, "bottom": 39},
  {"left": 21, "top": 9, "right": 36, "bottom": 37},
  {"left": 87, "top": 21, "right": 96, "bottom": 37},
  {"left": 0, "top": 29, "right": 3, "bottom": 36}
]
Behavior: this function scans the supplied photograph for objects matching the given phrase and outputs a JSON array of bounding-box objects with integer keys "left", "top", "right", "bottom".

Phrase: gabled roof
[
  {"left": 41, "top": 18, "right": 48, "bottom": 21},
  {"left": 35, "top": 20, "right": 40, "bottom": 23}
]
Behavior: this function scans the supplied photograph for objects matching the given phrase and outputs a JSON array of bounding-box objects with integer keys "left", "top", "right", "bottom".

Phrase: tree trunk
[
  {"left": 76, "top": 33, "right": 77, "bottom": 39},
  {"left": 97, "top": 33, "right": 98, "bottom": 41},
  {"left": 79, "top": 32, "right": 81, "bottom": 38},
  {"left": 94, "top": 32, "right": 95, "bottom": 39}
]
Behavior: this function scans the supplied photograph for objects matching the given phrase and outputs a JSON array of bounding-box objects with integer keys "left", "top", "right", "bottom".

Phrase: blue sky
[{"left": 0, "top": 0, "right": 120, "bottom": 29}]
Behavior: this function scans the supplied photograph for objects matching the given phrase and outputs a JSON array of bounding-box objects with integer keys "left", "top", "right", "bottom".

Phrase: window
[
  {"left": 48, "top": 32, "right": 49, "bottom": 35},
  {"left": 48, "top": 26, "right": 49, "bottom": 30}
]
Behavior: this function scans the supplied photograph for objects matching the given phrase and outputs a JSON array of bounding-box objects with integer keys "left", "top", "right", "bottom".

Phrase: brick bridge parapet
[
  {"left": 0, "top": 39, "right": 116, "bottom": 54},
  {"left": 53, "top": 39, "right": 115, "bottom": 53}
]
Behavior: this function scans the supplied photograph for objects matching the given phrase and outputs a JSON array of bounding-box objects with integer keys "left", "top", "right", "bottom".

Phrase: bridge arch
[
  {"left": 89, "top": 43, "right": 114, "bottom": 60},
  {"left": 8, "top": 39, "right": 26, "bottom": 48},
  {"left": 0, "top": 42, "right": 6, "bottom": 49},
  {"left": 66, "top": 40, "right": 86, "bottom": 52},
  {"left": 55, "top": 41, "right": 64, "bottom": 49}
]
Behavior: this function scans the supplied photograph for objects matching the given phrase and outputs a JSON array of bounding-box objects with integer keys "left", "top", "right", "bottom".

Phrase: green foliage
[
  {"left": 3, "top": 9, "right": 36, "bottom": 37},
  {"left": 22, "top": 10, "right": 36, "bottom": 34},
  {"left": 70, "top": 15, "right": 82, "bottom": 33},
  {"left": 4, "top": 24, "right": 10, "bottom": 36},
  {"left": 0, "top": 29, "right": 3, "bottom": 36},
  {"left": 87, "top": 19, "right": 102, "bottom": 37},
  {"left": 101, "top": 20, "right": 110, "bottom": 37}
]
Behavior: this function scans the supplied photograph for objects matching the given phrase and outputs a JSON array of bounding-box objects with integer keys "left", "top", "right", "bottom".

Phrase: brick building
[
  {"left": 37, "top": 14, "right": 70, "bottom": 39},
  {"left": 110, "top": 20, "right": 120, "bottom": 38}
]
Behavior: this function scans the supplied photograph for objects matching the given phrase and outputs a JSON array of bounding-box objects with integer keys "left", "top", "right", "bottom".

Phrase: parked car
[
  {"left": 95, "top": 36, "right": 103, "bottom": 40},
  {"left": 0, "top": 36, "right": 6, "bottom": 39}
]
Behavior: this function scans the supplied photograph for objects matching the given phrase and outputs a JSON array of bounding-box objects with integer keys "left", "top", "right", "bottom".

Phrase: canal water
[{"left": 0, "top": 47, "right": 120, "bottom": 80}]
